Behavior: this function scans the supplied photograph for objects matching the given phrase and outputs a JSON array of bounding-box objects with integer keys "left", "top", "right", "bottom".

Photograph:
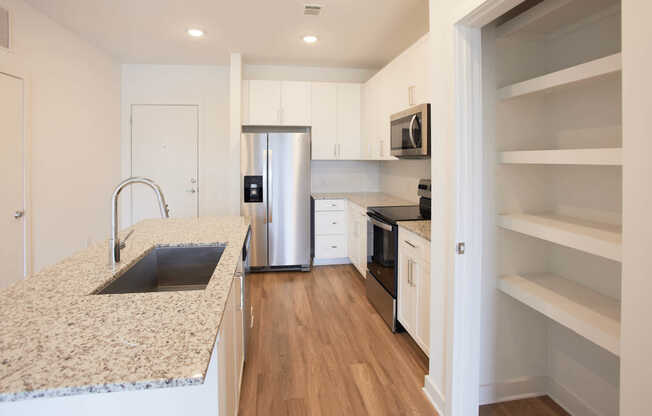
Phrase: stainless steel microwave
[{"left": 390, "top": 103, "right": 430, "bottom": 158}]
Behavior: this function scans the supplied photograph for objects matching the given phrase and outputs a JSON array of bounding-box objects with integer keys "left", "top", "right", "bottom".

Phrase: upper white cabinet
[
  {"left": 310, "top": 82, "right": 361, "bottom": 160},
  {"left": 336, "top": 83, "right": 361, "bottom": 159},
  {"left": 280, "top": 81, "right": 311, "bottom": 125},
  {"left": 243, "top": 80, "right": 311, "bottom": 126},
  {"left": 246, "top": 80, "right": 281, "bottom": 125},
  {"left": 361, "top": 33, "right": 430, "bottom": 160},
  {"left": 310, "top": 82, "right": 338, "bottom": 159}
]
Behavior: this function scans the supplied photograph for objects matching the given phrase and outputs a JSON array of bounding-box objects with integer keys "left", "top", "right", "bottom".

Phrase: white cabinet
[
  {"left": 361, "top": 33, "right": 430, "bottom": 160},
  {"left": 243, "top": 80, "right": 310, "bottom": 126},
  {"left": 311, "top": 82, "right": 362, "bottom": 160},
  {"left": 217, "top": 275, "right": 245, "bottom": 416},
  {"left": 314, "top": 199, "right": 348, "bottom": 261},
  {"left": 336, "top": 83, "right": 361, "bottom": 159},
  {"left": 246, "top": 80, "right": 281, "bottom": 125},
  {"left": 280, "top": 81, "right": 311, "bottom": 125},
  {"left": 347, "top": 202, "right": 367, "bottom": 277},
  {"left": 311, "top": 82, "right": 338, "bottom": 159},
  {"left": 397, "top": 228, "right": 430, "bottom": 356}
]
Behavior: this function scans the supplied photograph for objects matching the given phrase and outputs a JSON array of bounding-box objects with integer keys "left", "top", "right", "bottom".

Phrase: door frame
[
  {"left": 444, "top": 1, "right": 525, "bottom": 415},
  {"left": 129, "top": 104, "right": 200, "bottom": 224},
  {"left": 0, "top": 54, "right": 33, "bottom": 277}
]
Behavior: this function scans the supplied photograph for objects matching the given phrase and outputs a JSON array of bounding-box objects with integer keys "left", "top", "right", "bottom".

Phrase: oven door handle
[{"left": 368, "top": 216, "right": 393, "bottom": 232}]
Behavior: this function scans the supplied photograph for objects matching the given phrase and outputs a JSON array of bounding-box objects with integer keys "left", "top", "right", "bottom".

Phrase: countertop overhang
[{"left": 0, "top": 217, "right": 251, "bottom": 402}]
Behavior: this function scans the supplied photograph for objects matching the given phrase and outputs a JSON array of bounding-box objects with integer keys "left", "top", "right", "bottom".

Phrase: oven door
[
  {"left": 366, "top": 213, "right": 397, "bottom": 297},
  {"left": 390, "top": 103, "right": 430, "bottom": 158}
]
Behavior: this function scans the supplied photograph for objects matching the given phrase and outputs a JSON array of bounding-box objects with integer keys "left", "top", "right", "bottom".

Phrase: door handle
[
  {"left": 186, "top": 188, "right": 197, "bottom": 193},
  {"left": 268, "top": 149, "right": 273, "bottom": 224},
  {"left": 14, "top": 210, "right": 24, "bottom": 219},
  {"left": 408, "top": 115, "right": 418, "bottom": 149}
]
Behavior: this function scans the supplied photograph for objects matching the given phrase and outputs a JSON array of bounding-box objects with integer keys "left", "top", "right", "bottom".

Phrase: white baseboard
[
  {"left": 312, "top": 258, "right": 351, "bottom": 266},
  {"left": 479, "top": 376, "right": 548, "bottom": 405},
  {"left": 480, "top": 376, "right": 602, "bottom": 416},
  {"left": 547, "top": 378, "right": 601, "bottom": 416},
  {"left": 423, "top": 375, "right": 446, "bottom": 416}
]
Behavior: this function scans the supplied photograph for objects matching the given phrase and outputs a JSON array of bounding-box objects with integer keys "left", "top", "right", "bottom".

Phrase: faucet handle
[{"left": 119, "top": 230, "right": 135, "bottom": 250}]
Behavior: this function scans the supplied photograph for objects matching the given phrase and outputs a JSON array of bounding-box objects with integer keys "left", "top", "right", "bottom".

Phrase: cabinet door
[
  {"left": 361, "top": 77, "right": 379, "bottom": 159},
  {"left": 397, "top": 245, "right": 416, "bottom": 334},
  {"left": 336, "top": 83, "right": 361, "bottom": 159},
  {"left": 310, "top": 82, "right": 338, "bottom": 159},
  {"left": 281, "top": 81, "right": 311, "bottom": 125},
  {"left": 415, "top": 259, "right": 430, "bottom": 356},
  {"left": 233, "top": 276, "right": 244, "bottom": 402},
  {"left": 218, "top": 285, "right": 236, "bottom": 416},
  {"left": 248, "top": 80, "right": 281, "bottom": 125}
]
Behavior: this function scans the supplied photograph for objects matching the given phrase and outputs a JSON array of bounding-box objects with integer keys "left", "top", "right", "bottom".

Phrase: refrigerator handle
[{"left": 268, "top": 149, "right": 273, "bottom": 224}]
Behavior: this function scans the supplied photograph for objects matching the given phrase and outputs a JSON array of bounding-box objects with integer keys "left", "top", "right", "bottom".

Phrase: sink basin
[{"left": 96, "top": 245, "right": 225, "bottom": 294}]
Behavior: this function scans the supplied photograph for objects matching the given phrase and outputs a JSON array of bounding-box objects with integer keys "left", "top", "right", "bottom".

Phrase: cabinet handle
[
  {"left": 407, "top": 259, "right": 413, "bottom": 286},
  {"left": 404, "top": 240, "right": 417, "bottom": 248},
  {"left": 331, "top": 245, "right": 338, "bottom": 249},
  {"left": 332, "top": 222, "right": 337, "bottom": 225},
  {"left": 334, "top": 144, "right": 337, "bottom": 158}
]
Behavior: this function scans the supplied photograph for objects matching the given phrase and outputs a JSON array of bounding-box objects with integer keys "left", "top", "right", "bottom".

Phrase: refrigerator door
[
  {"left": 268, "top": 132, "right": 311, "bottom": 267},
  {"left": 241, "top": 132, "right": 268, "bottom": 268}
]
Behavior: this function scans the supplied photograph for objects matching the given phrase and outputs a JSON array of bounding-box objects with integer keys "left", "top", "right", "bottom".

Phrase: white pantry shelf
[
  {"left": 498, "top": 148, "right": 622, "bottom": 165},
  {"left": 497, "top": 213, "right": 622, "bottom": 262},
  {"left": 498, "top": 274, "right": 620, "bottom": 356},
  {"left": 498, "top": 53, "right": 621, "bottom": 100}
]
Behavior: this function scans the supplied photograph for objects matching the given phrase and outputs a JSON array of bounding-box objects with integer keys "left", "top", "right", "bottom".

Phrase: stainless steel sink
[{"left": 95, "top": 245, "right": 225, "bottom": 294}]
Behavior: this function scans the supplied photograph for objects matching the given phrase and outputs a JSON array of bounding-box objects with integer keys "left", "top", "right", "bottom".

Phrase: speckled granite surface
[
  {"left": 398, "top": 220, "right": 431, "bottom": 241},
  {"left": 0, "top": 216, "right": 250, "bottom": 402},
  {"left": 312, "top": 192, "right": 414, "bottom": 208}
]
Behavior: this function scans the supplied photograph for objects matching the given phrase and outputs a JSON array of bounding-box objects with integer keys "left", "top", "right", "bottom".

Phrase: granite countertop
[
  {"left": 312, "top": 192, "right": 414, "bottom": 209},
  {"left": 0, "top": 216, "right": 250, "bottom": 402},
  {"left": 398, "top": 220, "right": 431, "bottom": 241}
]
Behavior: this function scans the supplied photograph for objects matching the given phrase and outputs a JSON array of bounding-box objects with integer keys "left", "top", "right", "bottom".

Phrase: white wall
[
  {"left": 620, "top": 0, "right": 652, "bottom": 414},
  {"left": 379, "top": 159, "right": 431, "bottom": 203},
  {"left": 120, "top": 64, "right": 236, "bottom": 224},
  {"left": 0, "top": 0, "right": 121, "bottom": 272},
  {"left": 311, "top": 160, "right": 380, "bottom": 193}
]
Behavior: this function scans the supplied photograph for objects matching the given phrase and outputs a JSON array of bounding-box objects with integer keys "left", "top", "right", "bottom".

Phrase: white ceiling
[{"left": 24, "top": 0, "right": 429, "bottom": 69}]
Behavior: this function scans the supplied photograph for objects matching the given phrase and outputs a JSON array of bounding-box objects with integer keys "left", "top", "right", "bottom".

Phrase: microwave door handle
[{"left": 408, "top": 114, "right": 418, "bottom": 149}]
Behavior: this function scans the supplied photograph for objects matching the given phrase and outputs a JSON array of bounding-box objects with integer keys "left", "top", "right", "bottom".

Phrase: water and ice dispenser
[{"left": 243, "top": 176, "right": 263, "bottom": 203}]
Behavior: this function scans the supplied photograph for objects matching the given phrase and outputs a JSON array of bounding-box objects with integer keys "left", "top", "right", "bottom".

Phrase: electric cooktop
[{"left": 367, "top": 205, "right": 426, "bottom": 225}]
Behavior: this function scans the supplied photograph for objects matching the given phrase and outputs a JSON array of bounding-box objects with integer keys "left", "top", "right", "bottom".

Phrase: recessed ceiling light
[
  {"left": 187, "top": 28, "right": 204, "bottom": 38},
  {"left": 303, "top": 35, "right": 318, "bottom": 44}
]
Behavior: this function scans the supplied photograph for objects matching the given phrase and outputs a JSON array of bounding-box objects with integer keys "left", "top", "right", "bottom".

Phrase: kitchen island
[{"left": 0, "top": 217, "right": 250, "bottom": 415}]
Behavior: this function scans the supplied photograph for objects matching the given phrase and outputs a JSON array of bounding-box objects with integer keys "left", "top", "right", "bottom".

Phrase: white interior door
[
  {"left": 0, "top": 72, "right": 25, "bottom": 288},
  {"left": 131, "top": 105, "right": 198, "bottom": 223}
]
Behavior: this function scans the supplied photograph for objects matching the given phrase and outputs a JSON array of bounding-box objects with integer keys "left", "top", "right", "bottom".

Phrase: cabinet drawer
[
  {"left": 399, "top": 228, "right": 429, "bottom": 263},
  {"left": 315, "top": 211, "right": 346, "bottom": 235},
  {"left": 315, "top": 199, "right": 346, "bottom": 212},
  {"left": 315, "top": 235, "right": 347, "bottom": 259}
]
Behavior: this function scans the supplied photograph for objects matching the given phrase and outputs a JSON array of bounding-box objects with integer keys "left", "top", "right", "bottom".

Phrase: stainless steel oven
[
  {"left": 366, "top": 211, "right": 399, "bottom": 332},
  {"left": 390, "top": 103, "right": 430, "bottom": 158}
]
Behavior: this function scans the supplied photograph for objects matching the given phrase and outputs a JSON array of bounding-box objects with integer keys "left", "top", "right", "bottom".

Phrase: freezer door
[
  {"left": 268, "top": 132, "right": 311, "bottom": 267},
  {"left": 241, "top": 133, "right": 268, "bottom": 268}
]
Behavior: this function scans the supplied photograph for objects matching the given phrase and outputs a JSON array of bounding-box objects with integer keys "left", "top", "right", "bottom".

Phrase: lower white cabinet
[
  {"left": 218, "top": 274, "right": 245, "bottom": 416},
  {"left": 314, "top": 199, "right": 348, "bottom": 261},
  {"left": 347, "top": 202, "right": 367, "bottom": 277},
  {"left": 397, "top": 228, "right": 430, "bottom": 356}
]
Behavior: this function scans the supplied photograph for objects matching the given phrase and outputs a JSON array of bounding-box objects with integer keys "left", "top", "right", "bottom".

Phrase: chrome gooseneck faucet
[{"left": 110, "top": 177, "right": 169, "bottom": 264}]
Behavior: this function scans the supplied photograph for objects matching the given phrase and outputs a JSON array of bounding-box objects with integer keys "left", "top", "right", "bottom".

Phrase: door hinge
[{"left": 456, "top": 242, "right": 465, "bottom": 255}]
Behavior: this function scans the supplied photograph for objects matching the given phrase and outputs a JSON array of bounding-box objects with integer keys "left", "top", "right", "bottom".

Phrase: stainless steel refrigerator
[{"left": 240, "top": 127, "right": 311, "bottom": 271}]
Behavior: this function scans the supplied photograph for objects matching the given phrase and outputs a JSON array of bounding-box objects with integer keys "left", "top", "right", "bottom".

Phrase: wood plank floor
[
  {"left": 479, "top": 396, "right": 570, "bottom": 416},
  {"left": 238, "top": 265, "right": 437, "bottom": 416}
]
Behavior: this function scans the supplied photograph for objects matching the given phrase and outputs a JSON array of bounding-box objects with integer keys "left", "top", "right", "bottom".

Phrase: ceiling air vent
[
  {"left": 0, "top": 6, "right": 10, "bottom": 50},
  {"left": 304, "top": 4, "right": 322, "bottom": 16}
]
